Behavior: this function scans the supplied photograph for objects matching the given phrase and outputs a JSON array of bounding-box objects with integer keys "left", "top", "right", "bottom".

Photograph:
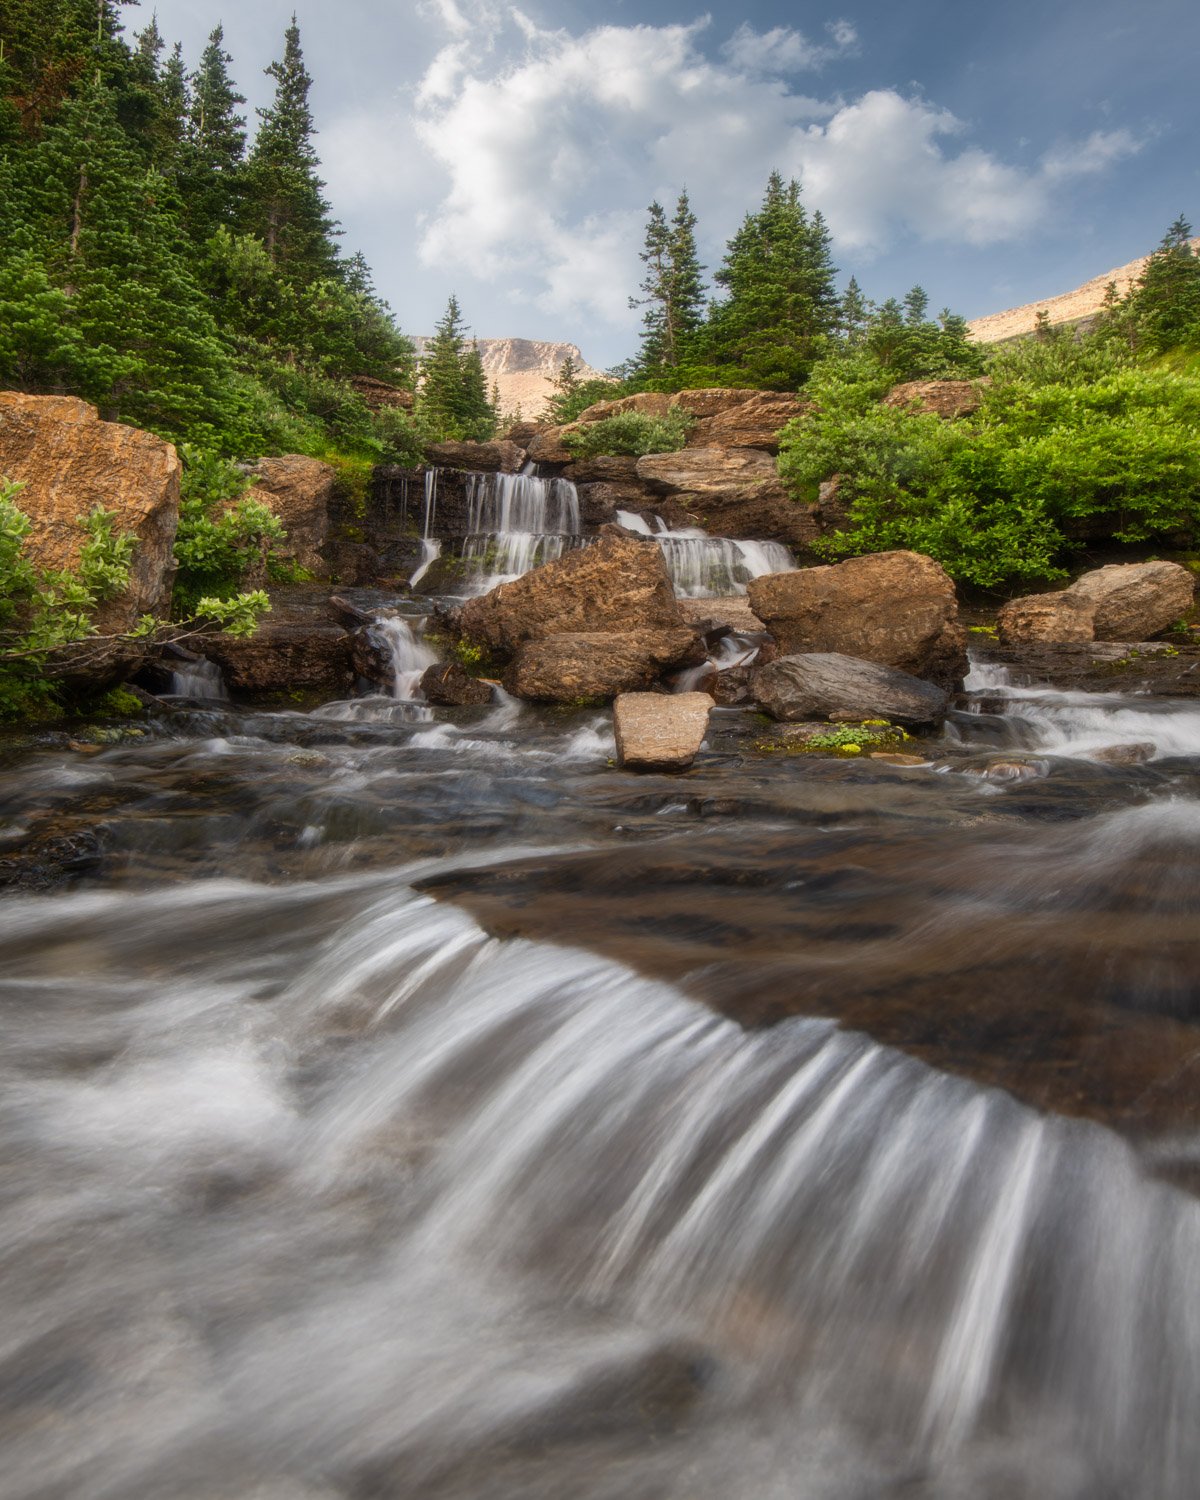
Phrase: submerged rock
[
  {"left": 458, "top": 529, "right": 684, "bottom": 655},
  {"left": 1087, "top": 741, "right": 1157, "bottom": 766},
  {"left": 1067, "top": 561, "right": 1195, "bottom": 642},
  {"left": 753, "top": 652, "right": 949, "bottom": 727},
  {"left": 614, "top": 691, "right": 712, "bottom": 772},
  {"left": 996, "top": 590, "right": 1096, "bottom": 645},
  {"left": 504, "top": 629, "right": 702, "bottom": 703},
  {"left": 419, "top": 661, "right": 494, "bottom": 706},
  {"left": 748, "top": 549, "right": 968, "bottom": 690}
]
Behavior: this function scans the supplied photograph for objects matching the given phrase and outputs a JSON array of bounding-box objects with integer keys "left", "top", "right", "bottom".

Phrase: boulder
[
  {"left": 458, "top": 529, "right": 684, "bottom": 655},
  {"left": 425, "top": 440, "right": 526, "bottom": 474},
  {"left": 637, "top": 445, "right": 778, "bottom": 496},
  {"left": 348, "top": 375, "right": 413, "bottom": 410},
  {"left": 419, "top": 660, "right": 494, "bottom": 706},
  {"left": 614, "top": 691, "right": 712, "bottom": 771},
  {"left": 747, "top": 550, "right": 968, "bottom": 690},
  {"left": 753, "top": 652, "right": 949, "bottom": 727},
  {"left": 883, "top": 379, "right": 990, "bottom": 419},
  {"left": 504, "top": 628, "right": 703, "bottom": 703},
  {"left": 198, "top": 586, "right": 353, "bottom": 694},
  {"left": 499, "top": 420, "right": 546, "bottom": 447},
  {"left": 0, "top": 392, "right": 179, "bottom": 633},
  {"left": 1065, "top": 562, "right": 1195, "bottom": 641},
  {"left": 996, "top": 590, "right": 1096, "bottom": 645},
  {"left": 563, "top": 455, "right": 642, "bottom": 486},
  {"left": 575, "top": 392, "right": 673, "bottom": 423},
  {"left": 669, "top": 389, "right": 808, "bottom": 452},
  {"left": 243, "top": 454, "right": 337, "bottom": 575},
  {"left": 526, "top": 425, "right": 578, "bottom": 464},
  {"left": 634, "top": 446, "right": 826, "bottom": 552},
  {"left": 675, "top": 596, "right": 765, "bottom": 634}
]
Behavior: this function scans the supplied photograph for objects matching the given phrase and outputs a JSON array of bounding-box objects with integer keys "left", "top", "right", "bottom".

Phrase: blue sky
[{"left": 140, "top": 0, "right": 1200, "bottom": 365}]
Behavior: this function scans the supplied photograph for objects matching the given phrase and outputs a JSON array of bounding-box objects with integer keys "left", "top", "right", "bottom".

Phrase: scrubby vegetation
[{"left": 562, "top": 409, "right": 691, "bottom": 460}]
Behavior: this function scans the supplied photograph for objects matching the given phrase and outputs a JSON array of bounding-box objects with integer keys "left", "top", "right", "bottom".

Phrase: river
[{"left": 1, "top": 614, "right": 1199, "bottom": 1498}]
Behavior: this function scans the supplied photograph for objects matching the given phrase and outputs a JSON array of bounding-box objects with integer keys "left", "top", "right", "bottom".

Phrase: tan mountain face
[
  {"left": 412, "top": 336, "right": 608, "bottom": 418},
  {"left": 968, "top": 238, "right": 1200, "bottom": 343}
]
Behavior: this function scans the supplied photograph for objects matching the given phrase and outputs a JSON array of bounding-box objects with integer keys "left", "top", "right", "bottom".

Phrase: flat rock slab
[
  {"left": 675, "top": 596, "right": 765, "bottom": 635},
  {"left": 614, "top": 692, "right": 713, "bottom": 772}
]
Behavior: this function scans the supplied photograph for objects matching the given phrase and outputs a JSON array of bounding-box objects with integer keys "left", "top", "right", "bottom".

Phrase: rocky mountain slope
[
  {"left": 411, "top": 336, "right": 608, "bottom": 417},
  {"left": 968, "top": 237, "right": 1200, "bottom": 343}
]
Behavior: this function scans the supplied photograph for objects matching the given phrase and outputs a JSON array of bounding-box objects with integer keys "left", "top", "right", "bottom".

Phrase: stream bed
[{"left": 1, "top": 649, "right": 1199, "bottom": 1499}]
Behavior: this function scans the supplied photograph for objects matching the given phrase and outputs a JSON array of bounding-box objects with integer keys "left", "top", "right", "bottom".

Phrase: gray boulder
[
  {"left": 1066, "top": 562, "right": 1195, "bottom": 641},
  {"left": 753, "top": 652, "right": 949, "bottom": 727}
]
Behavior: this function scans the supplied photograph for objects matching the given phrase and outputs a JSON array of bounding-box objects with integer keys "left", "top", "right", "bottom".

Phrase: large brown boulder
[
  {"left": 996, "top": 591, "right": 1096, "bottom": 645},
  {"left": 614, "top": 691, "right": 712, "bottom": 771},
  {"left": 753, "top": 653, "right": 949, "bottom": 727},
  {"left": 525, "top": 425, "right": 577, "bottom": 464},
  {"left": 197, "top": 586, "right": 353, "bottom": 694},
  {"left": 1065, "top": 562, "right": 1195, "bottom": 641},
  {"left": 0, "top": 393, "right": 179, "bottom": 633},
  {"left": 747, "top": 550, "right": 968, "bottom": 690},
  {"left": 504, "top": 628, "right": 702, "bottom": 702},
  {"left": 634, "top": 446, "right": 823, "bottom": 551},
  {"left": 637, "top": 445, "right": 778, "bottom": 496},
  {"left": 243, "top": 455, "right": 337, "bottom": 575},
  {"left": 563, "top": 455, "right": 642, "bottom": 485},
  {"left": 575, "top": 392, "right": 673, "bottom": 423},
  {"left": 458, "top": 529, "right": 684, "bottom": 655},
  {"left": 669, "top": 389, "right": 808, "bottom": 452},
  {"left": 425, "top": 440, "right": 526, "bottom": 473},
  {"left": 883, "top": 380, "right": 990, "bottom": 419}
]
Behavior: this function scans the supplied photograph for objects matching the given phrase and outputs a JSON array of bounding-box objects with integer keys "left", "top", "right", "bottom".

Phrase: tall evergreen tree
[
  {"left": 631, "top": 190, "right": 707, "bottom": 372},
  {"left": 182, "top": 25, "right": 246, "bottom": 243},
  {"left": 0, "top": 79, "right": 236, "bottom": 436},
  {"left": 418, "top": 294, "right": 468, "bottom": 437},
  {"left": 703, "top": 171, "right": 839, "bottom": 388},
  {"left": 1126, "top": 217, "right": 1200, "bottom": 353},
  {"left": 242, "top": 17, "right": 339, "bottom": 276}
]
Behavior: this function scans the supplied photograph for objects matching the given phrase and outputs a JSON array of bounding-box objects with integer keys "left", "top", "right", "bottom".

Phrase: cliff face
[
  {"left": 411, "top": 336, "right": 608, "bottom": 417},
  {"left": 968, "top": 238, "right": 1200, "bottom": 343}
]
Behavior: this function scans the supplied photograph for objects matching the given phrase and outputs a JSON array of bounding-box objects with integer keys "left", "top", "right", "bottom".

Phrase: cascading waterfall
[
  {"left": 410, "top": 469, "right": 442, "bottom": 587},
  {"left": 166, "top": 656, "right": 229, "bottom": 701},
  {"left": 615, "top": 509, "right": 796, "bottom": 597},
  {"left": 369, "top": 614, "right": 438, "bottom": 700},
  {"left": 459, "top": 470, "right": 583, "bottom": 591}
]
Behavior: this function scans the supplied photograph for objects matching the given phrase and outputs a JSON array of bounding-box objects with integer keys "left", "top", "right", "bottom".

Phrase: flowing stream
[{"left": 2, "top": 606, "right": 1200, "bottom": 1497}]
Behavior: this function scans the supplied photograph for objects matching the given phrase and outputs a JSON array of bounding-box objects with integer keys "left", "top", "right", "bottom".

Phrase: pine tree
[
  {"left": 180, "top": 25, "right": 246, "bottom": 245},
  {"left": 840, "top": 276, "right": 870, "bottom": 343},
  {"left": 630, "top": 200, "right": 672, "bottom": 368},
  {"left": 903, "top": 285, "right": 929, "bottom": 325},
  {"left": 242, "top": 17, "right": 339, "bottom": 277},
  {"left": 0, "top": 79, "right": 236, "bottom": 436},
  {"left": 704, "top": 171, "right": 839, "bottom": 388},
  {"left": 1128, "top": 217, "right": 1200, "bottom": 353},
  {"left": 418, "top": 294, "right": 469, "bottom": 439},
  {"left": 630, "top": 190, "right": 707, "bottom": 372}
]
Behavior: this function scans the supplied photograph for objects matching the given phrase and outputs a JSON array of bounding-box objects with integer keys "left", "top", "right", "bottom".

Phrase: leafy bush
[
  {"left": 562, "top": 409, "right": 692, "bottom": 460},
  {"left": 778, "top": 332, "right": 1200, "bottom": 587},
  {"left": 172, "top": 447, "right": 285, "bottom": 616}
]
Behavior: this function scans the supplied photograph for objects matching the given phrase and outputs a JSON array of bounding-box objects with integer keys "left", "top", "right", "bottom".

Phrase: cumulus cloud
[{"left": 399, "top": 10, "right": 1143, "bottom": 327}]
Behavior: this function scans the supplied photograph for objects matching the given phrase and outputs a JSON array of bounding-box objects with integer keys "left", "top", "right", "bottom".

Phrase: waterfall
[
  {"left": 616, "top": 510, "right": 796, "bottom": 597},
  {"left": 407, "top": 470, "right": 444, "bottom": 588},
  {"left": 460, "top": 470, "right": 583, "bottom": 592},
  {"left": 370, "top": 615, "right": 438, "bottom": 700},
  {"left": 167, "top": 656, "right": 228, "bottom": 701}
]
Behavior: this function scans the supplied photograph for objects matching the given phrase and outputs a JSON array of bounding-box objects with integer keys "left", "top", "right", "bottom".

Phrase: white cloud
[
  {"left": 398, "top": 12, "right": 1144, "bottom": 328},
  {"left": 1041, "top": 128, "right": 1143, "bottom": 180},
  {"left": 723, "top": 19, "right": 858, "bottom": 74}
]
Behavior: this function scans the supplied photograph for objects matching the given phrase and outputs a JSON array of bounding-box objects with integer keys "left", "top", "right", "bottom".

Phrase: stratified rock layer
[{"left": 748, "top": 550, "right": 968, "bottom": 690}]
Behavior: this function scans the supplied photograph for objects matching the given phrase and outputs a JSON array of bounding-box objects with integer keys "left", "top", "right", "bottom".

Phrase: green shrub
[
  {"left": 562, "top": 409, "right": 692, "bottom": 460},
  {"left": 172, "top": 447, "right": 286, "bottom": 615}
]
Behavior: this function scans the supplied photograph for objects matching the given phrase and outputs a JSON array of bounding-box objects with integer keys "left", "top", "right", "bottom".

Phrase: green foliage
[
  {"left": 0, "top": 479, "right": 139, "bottom": 717},
  {"left": 1098, "top": 218, "right": 1200, "bottom": 356},
  {"left": 171, "top": 446, "right": 285, "bottom": 613},
  {"left": 630, "top": 190, "right": 707, "bottom": 374},
  {"left": 562, "top": 409, "right": 692, "bottom": 459},
  {"left": 541, "top": 359, "right": 625, "bottom": 423},
  {"left": 779, "top": 328, "right": 1200, "bottom": 587},
  {"left": 416, "top": 296, "right": 497, "bottom": 441}
]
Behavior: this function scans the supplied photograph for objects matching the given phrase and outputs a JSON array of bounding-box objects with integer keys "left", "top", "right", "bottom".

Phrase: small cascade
[
  {"left": 167, "top": 656, "right": 228, "bottom": 701},
  {"left": 370, "top": 615, "right": 438, "bottom": 700},
  {"left": 408, "top": 471, "right": 442, "bottom": 588},
  {"left": 459, "top": 470, "right": 583, "bottom": 591},
  {"left": 616, "top": 510, "right": 795, "bottom": 597}
]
